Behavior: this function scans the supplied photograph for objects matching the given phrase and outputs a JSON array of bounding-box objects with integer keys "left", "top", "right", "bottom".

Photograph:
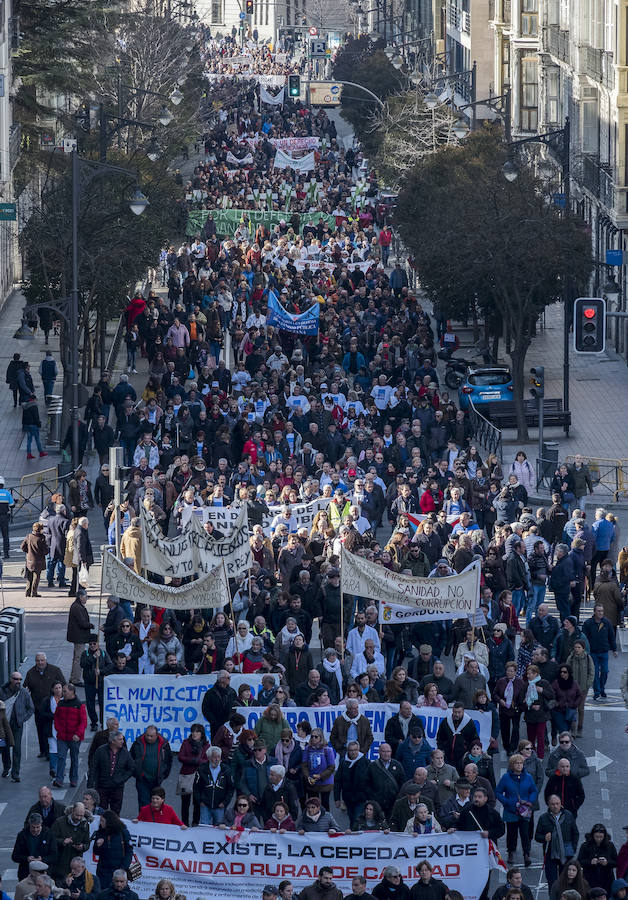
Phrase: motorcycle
[{"left": 438, "top": 345, "right": 493, "bottom": 390}]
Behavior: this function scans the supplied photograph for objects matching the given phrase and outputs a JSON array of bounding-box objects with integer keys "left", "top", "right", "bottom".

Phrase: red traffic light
[{"left": 584, "top": 307, "right": 596, "bottom": 319}]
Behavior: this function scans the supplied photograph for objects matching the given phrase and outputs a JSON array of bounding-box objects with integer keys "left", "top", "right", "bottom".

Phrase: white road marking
[
  {"left": 595, "top": 729, "right": 602, "bottom": 739},
  {"left": 600, "top": 771, "right": 608, "bottom": 783},
  {"left": 601, "top": 789, "right": 610, "bottom": 801},
  {"left": 604, "top": 808, "right": 612, "bottom": 820},
  {"left": 594, "top": 712, "right": 601, "bottom": 722}
]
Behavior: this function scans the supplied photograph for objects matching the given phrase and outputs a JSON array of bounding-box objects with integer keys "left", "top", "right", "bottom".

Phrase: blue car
[{"left": 458, "top": 366, "right": 513, "bottom": 410}]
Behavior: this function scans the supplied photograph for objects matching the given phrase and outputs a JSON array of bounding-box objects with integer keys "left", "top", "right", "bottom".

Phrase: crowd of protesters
[{"left": 8, "top": 32, "right": 628, "bottom": 900}]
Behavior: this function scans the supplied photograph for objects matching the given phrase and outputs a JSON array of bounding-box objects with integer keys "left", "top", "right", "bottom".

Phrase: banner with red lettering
[{"left": 106, "top": 822, "right": 492, "bottom": 899}]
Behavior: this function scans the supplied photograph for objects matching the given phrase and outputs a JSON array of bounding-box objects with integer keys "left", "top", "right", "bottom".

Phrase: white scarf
[
  {"left": 323, "top": 657, "right": 343, "bottom": 698},
  {"left": 346, "top": 752, "right": 364, "bottom": 768}
]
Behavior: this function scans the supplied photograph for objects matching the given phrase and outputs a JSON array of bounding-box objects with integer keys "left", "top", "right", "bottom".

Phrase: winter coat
[
  {"left": 301, "top": 744, "right": 336, "bottom": 789},
  {"left": 551, "top": 678, "right": 583, "bottom": 713},
  {"left": 493, "top": 675, "right": 526, "bottom": 717},
  {"left": 566, "top": 651, "right": 595, "bottom": 696},
  {"left": 92, "top": 826, "right": 132, "bottom": 887},
  {"left": 329, "top": 713, "right": 373, "bottom": 755},
  {"left": 48, "top": 513, "right": 70, "bottom": 561},
  {"left": 395, "top": 735, "right": 433, "bottom": 778},
  {"left": 523, "top": 678, "right": 555, "bottom": 724},
  {"left": 50, "top": 815, "right": 91, "bottom": 879},
  {"left": 130, "top": 734, "right": 173, "bottom": 783},
  {"left": 366, "top": 758, "right": 406, "bottom": 813},
  {"left": 544, "top": 744, "right": 590, "bottom": 779},
  {"left": 385, "top": 713, "right": 423, "bottom": 755},
  {"left": 0, "top": 684, "right": 34, "bottom": 727},
  {"left": 487, "top": 637, "right": 516, "bottom": 681},
  {"left": 535, "top": 809, "right": 579, "bottom": 861},
  {"left": 593, "top": 577, "right": 624, "bottom": 627},
  {"left": 148, "top": 634, "right": 184, "bottom": 668},
  {"left": 201, "top": 683, "right": 238, "bottom": 734},
  {"left": 582, "top": 615, "right": 617, "bottom": 654},
  {"left": 119, "top": 526, "right": 142, "bottom": 574},
  {"left": 409, "top": 879, "right": 449, "bottom": 900},
  {"left": 194, "top": 761, "right": 234, "bottom": 809},
  {"left": 21, "top": 532, "right": 48, "bottom": 572},
  {"left": 334, "top": 754, "right": 370, "bottom": 807},
  {"left": 53, "top": 697, "right": 87, "bottom": 741},
  {"left": 436, "top": 712, "right": 478, "bottom": 768},
  {"left": 530, "top": 613, "right": 561, "bottom": 651},
  {"left": 579, "top": 837, "right": 618, "bottom": 893},
  {"left": 260, "top": 778, "right": 299, "bottom": 821},
  {"left": 67, "top": 598, "right": 92, "bottom": 644},
  {"left": 544, "top": 772, "right": 585, "bottom": 817},
  {"left": 495, "top": 769, "right": 539, "bottom": 823},
  {"left": 12, "top": 825, "right": 57, "bottom": 880},
  {"left": 88, "top": 744, "right": 135, "bottom": 790},
  {"left": 254, "top": 714, "right": 290, "bottom": 750}
]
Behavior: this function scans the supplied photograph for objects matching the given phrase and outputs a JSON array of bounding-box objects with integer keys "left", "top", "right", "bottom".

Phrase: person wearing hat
[{"left": 14, "top": 860, "right": 52, "bottom": 900}]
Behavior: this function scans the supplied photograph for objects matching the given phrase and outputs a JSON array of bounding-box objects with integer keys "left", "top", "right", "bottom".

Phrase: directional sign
[
  {"left": 586, "top": 749, "right": 613, "bottom": 772},
  {"left": 310, "top": 39, "right": 327, "bottom": 56},
  {"left": 0, "top": 202, "right": 17, "bottom": 222},
  {"left": 239, "top": 11, "right": 246, "bottom": 18}
]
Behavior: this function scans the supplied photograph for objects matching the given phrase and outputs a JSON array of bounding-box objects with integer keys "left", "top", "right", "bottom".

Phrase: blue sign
[
  {"left": 267, "top": 290, "right": 320, "bottom": 335},
  {"left": 239, "top": 11, "right": 246, "bottom": 17},
  {"left": 606, "top": 249, "right": 624, "bottom": 266},
  {"left": 552, "top": 192, "right": 566, "bottom": 208}
]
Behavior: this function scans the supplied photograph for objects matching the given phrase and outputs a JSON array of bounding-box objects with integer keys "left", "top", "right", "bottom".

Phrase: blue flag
[{"left": 266, "top": 290, "right": 319, "bottom": 335}]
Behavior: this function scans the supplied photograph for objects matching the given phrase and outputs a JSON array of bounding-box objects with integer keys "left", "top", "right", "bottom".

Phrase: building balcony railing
[
  {"left": 543, "top": 25, "right": 570, "bottom": 64},
  {"left": 581, "top": 155, "right": 615, "bottom": 211}
]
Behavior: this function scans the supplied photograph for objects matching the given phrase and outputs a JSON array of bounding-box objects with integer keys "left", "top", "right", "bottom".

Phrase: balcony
[
  {"left": 543, "top": 25, "right": 570, "bottom": 64},
  {"left": 581, "top": 155, "right": 615, "bottom": 211},
  {"left": 9, "top": 123, "right": 20, "bottom": 171}
]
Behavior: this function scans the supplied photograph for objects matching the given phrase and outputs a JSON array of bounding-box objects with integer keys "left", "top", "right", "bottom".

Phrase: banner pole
[
  {"left": 98, "top": 545, "right": 106, "bottom": 633},
  {"left": 229, "top": 587, "right": 240, "bottom": 670}
]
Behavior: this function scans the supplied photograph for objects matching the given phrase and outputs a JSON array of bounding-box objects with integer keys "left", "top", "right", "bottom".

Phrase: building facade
[{"left": 0, "top": 0, "right": 18, "bottom": 306}]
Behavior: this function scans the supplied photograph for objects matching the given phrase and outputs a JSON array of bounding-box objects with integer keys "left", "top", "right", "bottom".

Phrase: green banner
[{"left": 187, "top": 208, "right": 336, "bottom": 237}]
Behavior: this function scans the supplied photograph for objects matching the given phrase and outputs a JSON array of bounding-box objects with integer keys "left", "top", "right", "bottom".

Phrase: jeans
[
  {"left": 127, "top": 348, "right": 136, "bottom": 369},
  {"left": 0, "top": 516, "right": 9, "bottom": 557},
  {"left": 26, "top": 425, "right": 43, "bottom": 453},
  {"left": 199, "top": 806, "right": 225, "bottom": 825},
  {"left": 527, "top": 584, "right": 546, "bottom": 627},
  {"left": 512, "top": 588, "right": 526, "bottom": 616},
  {"left": 43, "top": 380, "right": 55, "bottom": 397},
  {"left": 85, "top": 682, "right": 104, "bottom": 727},
  {"left": 551, "top": 707, "right": 578, "bottom": 734},
  {"left": 591, "top": 651, "right": 610, "bottom": 695},
  {"left": 544, "top": 858, "right": 565, "bottom": 890},
  {"left": 345, "top": 800, "right": 365, "bottom": 828},
  {"left": 56, "top": 738, "right": 80, "bottom": 783},
  {"left": 137, "top": 779, "right": 160, "bottom": 810},
  {"left": 381, "top": 246, "right": 390, "bottom": 266},
  {"left": 47, "top": 557, "right": 66, "bottom": 586},
  {"left": 1, "top": 722, "right": 22, "bottom": 776},
  {"left": 120, "top": 439, "right": 134, "bottom": 467}
]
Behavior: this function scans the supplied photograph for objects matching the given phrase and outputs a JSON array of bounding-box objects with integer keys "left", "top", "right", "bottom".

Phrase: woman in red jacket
[{"left": 177, "top": 723, "right": 210, "bottom": 826}]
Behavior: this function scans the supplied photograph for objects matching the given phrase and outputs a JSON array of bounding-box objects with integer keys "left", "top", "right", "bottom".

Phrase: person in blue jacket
[
  {"left": 395, "top": 726, "right": 433, "bottom": 779},
  {"left": 496, "top": 752, "right": 539, "bottom": 866}
]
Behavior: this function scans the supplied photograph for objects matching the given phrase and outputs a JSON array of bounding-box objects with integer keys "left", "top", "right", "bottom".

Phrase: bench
[{"left": 485, "top": 399, "right": 571, "bottom": 434}]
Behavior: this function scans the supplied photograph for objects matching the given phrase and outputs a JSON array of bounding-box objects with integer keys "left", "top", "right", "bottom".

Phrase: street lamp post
[{"left": 502, "top": 118, "right": 571, "bottom": 424}]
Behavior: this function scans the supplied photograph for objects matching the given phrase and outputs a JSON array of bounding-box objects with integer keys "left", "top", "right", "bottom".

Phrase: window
[
  {"left": 521, "top": 0, "right": 538, "bottom": 34},
  {"left": 582, "top": 86, "right": 599, "bottom": 154},
  {"left": 520, "top": 55, "right": 538, "bottom": 130},
  {"left": 286, "top": 0, "right": 291, "bottom": 24},
  {"left": 501, "top": 35, "right": 511, "bottom": 88},
  {"left": 546, "top": 0, "right": 559, "bottom": 25},
  {"left": 210, "top": 0, "right": 221, "bottom": 21},
  {"left": 546, "top": 67, "right": 559, "bottom": 123}
]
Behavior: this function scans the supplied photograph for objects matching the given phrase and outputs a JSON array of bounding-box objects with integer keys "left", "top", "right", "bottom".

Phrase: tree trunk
[{"left": 509, "top": 344, "right": 529, "bottom": 442}]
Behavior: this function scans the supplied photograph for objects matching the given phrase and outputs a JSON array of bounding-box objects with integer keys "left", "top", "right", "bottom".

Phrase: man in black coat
[
  {"left": 25, "top": 786, "right": 65, "bottom": 830},
  {"left": 384, "top": 700, "right": 422, "bottom": 756},
  {"left": 47, "top": 504, "right": 70, "bottom": 588},
  {"left": 11, "top": 814, "right": 57, "bottom": 880},
  {"left": 260, "top": 765, "right": 300, "bottom": 822},
  {"left": 88, "top": 731, "right": 135, "bottom": 815},
  {"left": 366, "top": 743, "right": 406, "bottom": 818},
  {"left": 529, "top": 604, "right": 560, "bottom": 652},
  {"left": 66, "top": 588, "right": 92, "bottom": 686},
  {"left": 24, "top": 655, "right": 66, "bottom": 758},
  {"left": 457, "top": 786, "right": 505, "bottom": 841},
  {"left": 201, "top": 670, "right": 238, "bottom": 735},
  {"left": 436, "top": 703, "right": 478, "bottom": 769},
  {"left": 95, "top": 871, "right": 139, "bottom": 900}
]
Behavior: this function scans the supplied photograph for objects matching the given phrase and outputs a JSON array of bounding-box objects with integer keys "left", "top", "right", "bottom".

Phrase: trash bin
[
  {"left": 0, "top": 624, "right": 17, "bottom": 675},
  {"left": 0, "top": 612, "right": 24, "bottom": 664},
  {"left": 46, "top": 396, "right": 63, "bottom": 448},
  {"left": 542, "top": 440, "right": 559, "bottom": 481},
  {"left": 0, "top": 636, "right": 9, "bottom": 687},
  {"left": 1, "top": 607, "right": 25, "bottom": 664}
]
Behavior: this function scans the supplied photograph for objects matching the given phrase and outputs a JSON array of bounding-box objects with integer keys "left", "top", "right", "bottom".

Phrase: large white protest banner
[
  {"left": 273, "top": 148, "right": 316, "bottom": 172},
  {"left": 101, "top": 552, "right": 228, "bottom": 610},
  {"left": 236, "top": 703, "right": 492, "bottom": 761},
  {"left": 270, "top": 136, "right": 320, "bottom": 151},
  {"left": 101, "top": 822, "right": 492, "bottom": 900},
  {"left": 103, "top": 674, "right": 278, "bottom": 748},
  {"left": 260, "top": 84, "right": 285, "bottom": 105},
  {"left": 141, "top": 505, "right": 251, "bottom": 578},
  {"left": 342, "top": 547, "right": 480, "bottom": 619},
  {"left": 181, "top": 496, "right": 330, "bottom": 536}
]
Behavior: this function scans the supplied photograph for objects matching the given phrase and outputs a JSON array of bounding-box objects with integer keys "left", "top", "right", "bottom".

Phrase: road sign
[
  {"left": 308, "top": 26, "right": 318, "bottom": 35},
  {"left": 0, "top": 203, "right": 16, "bottom": 222},
  {"left": 309, "top": 81, "right": 342, "bottom": 106},
  {"left": 239, "top": 11, "right": 246, "bottom": 18},
  {"left": 310, "top": 39, "right": 327, "bottom": 56},
  {"left": 606, "top": 248, "right": 624, "bottom": 266}
]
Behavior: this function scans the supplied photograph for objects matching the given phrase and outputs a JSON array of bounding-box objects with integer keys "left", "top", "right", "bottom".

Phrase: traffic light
[
  {"left": 76, "top": 102, "right": 91, "bottom": 133},
  {"left": 530, "top": 366, "right": 545, "bottom": 399},
  {"left": 245, "top": 0, "right": 253, "bottom": 12},
  {"left": 574, "top": 297, "right": 606, "bottom": 353},
  {"left": 288, "top": 74, "right": 301, "bottom": 97}
]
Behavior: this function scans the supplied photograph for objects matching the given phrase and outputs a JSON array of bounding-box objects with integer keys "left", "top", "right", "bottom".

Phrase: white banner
[
  {"left": 104, "top": 674, "right": 279, "bottom": 747},
  {"left": 236, "top": 703, "right": 492, "bottom": 761},
  {"left": 141, "top": 506, "right": 251, "bottom": 579},
  {"left": 226, "top": 151, "right": 254, "bottom": 166},
  {"left": 257, "top": 74, "right": 286, "bottom": 87},
  {"left": 101, "top": 551, "right": 229, "bottom": 610},
  {"left": 106, "top": 823, "right": 492, "bottom": 900},
  {"left": 273, "top": 148, "right": 316, "bottom": 172},
  {"left": 270, "top": 136, "right": 320, "bottom": 151},
  {"left": 341, "top": 548, "right": 480, "bottom": 619},
  {"left": 180, "top": 496, "right": 330, "bottom": 537},
  {"left": 260, "top": 84, "right": 285, "bottom": 105}
]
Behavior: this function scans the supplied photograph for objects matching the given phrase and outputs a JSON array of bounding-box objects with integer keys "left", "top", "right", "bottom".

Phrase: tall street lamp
[{"left": 501, "top": 119, "right": 571, "bottom": 425}]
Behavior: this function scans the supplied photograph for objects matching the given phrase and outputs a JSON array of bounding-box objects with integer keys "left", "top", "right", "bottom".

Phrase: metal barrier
[
  {"left": 468, "top": 400, "right": 503, "bottom": 461},
  {"left": 564, "top": 455, "right": 626, "bottom": 500},
  {"left": 8, "top": 465, "right": 80, "bottom": 521},
  {"left": 105, "top": 312, "right": 126, "bottom": 374}
]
